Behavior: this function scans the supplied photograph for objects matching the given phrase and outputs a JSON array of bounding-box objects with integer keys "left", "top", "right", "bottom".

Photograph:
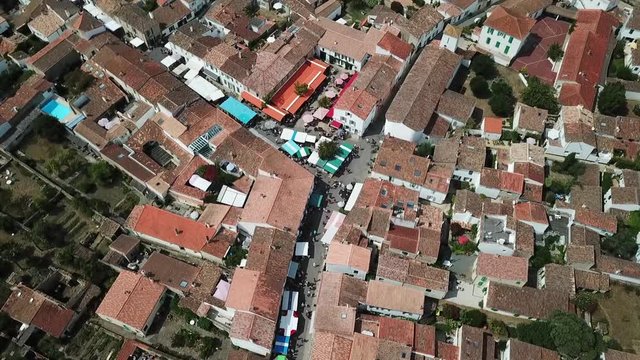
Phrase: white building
[
  {"left": 477, "top": 5, "right": 535, "bottom": 66},
  {"left": 604, "top": 187, "right": 640, "bottom": 212},
  {"left": 571, "top": 0, "right": 618, "bottom": 11},
  {"left": 440, "top": 24, "right": 461, "bottom": 52},
  {"left": 544, "top": 105, "right": 599, "bottom": 162},
  {"left": 325, "top": 242, "right": 371, "bottom": 280},
  {"left": 619, "top": 7, "right": 640, "bottom": 41},
  {"left": 332, "top": 55, "right": 404, "bottom": 136},
  {"left": 625, "top": 42, "right": 640, "bottom": 75},
  {"left": 481, "top": 117, "right": 503, "bottom": 140}
]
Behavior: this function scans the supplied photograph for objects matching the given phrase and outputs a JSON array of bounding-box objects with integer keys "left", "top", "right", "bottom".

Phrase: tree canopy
[
  {"left": 470, "top": 76, "right": 491, "bottom": 99},
  {"left": 318, "top": 140, "right": 339, "bottom": 160},
  {"left": 460, "top": 309, "right": 487, "bottom": 328},
  {"left": 88, "top": 161, "right": 120, "bottom": 186},
  {"left": 489, "top": 80, "right": 516, "bottom": 117},
  {"left": 294, "top": 82, "right": 309, "bottom": 96},
  {"left": 390, "top": 1, "right": 404, "bottom": 14},
  {"left": 601, "top": 224, "right": 638, "bottom": 260},
  {"left": 551, "top": 153, "right": 585, "bottom": 177},
  {"left": 521, "top": 77, "right": 560, "bottom": 114},
  {"left": 33, "top": 114, "right": 67, "bottom": 143},
  {"left": 549, "top": 311, "right": 605, "bottom": 360},
  {"left": 471, "top": 54, "right": 498, "bottom": 79},
  {"left": 598, "top": 82, "right": 627, "bottom": 116},
  {"left": 547, "top": 43, "right": 564, "bottom": 62}
]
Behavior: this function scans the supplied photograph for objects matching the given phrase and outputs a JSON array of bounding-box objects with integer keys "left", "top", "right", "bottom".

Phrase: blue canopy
[
  {"left": 220, "top": 97, "right": 257, "bottom": 125},
  {"left": 274, "top": 335, "right": 290, "bottom": 355},
  {"left": 281, "top": 140, "right": 301, "bottom": 156}
]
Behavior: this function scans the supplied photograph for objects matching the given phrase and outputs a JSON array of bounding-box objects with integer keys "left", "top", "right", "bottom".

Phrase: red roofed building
[
  {"left": 481, "top": 117, "right": 503, "bottom": 140},
  {"left": 556, "top": 10, "right": 620, "bottom": 110},
  {"left": 1, "top": 285, "right": 75, "bottom": 338},
  {"left": 473, "top": 253, "right": 529, "bottom": 288},
  {"left": 478, "top": 6, "right": 536, "bottom": 66},
  {"left": 125, "top": 205, "right": 232, "bottom": 263},
  {"left": 96, "top": 271, "right": 166, "bottom": 336},
  {"left": 477, "top": 168, "right": 524, "bottom": 200},
  {"left": 574, "top": 208, "right": 617, "bottom": 236},
  {"left": 514, "top": 202, "right": 549, "bottom": 234}
]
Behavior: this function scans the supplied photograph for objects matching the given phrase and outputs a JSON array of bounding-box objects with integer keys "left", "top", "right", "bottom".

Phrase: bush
[
  {"left": 415, "top": 142, "right": 434, "bottom": 157},
  {"left": 390, "top": 1, "right": 404, "bottom": 13},
  {"left": 489, "top": 319, "right": 508, "bottom": 338},
  {"left": 33, "top": 114, "right": 67, "bottom": 143},
  {"left": 460, "top": 309, "right": 487, "bottom": 328},
  {"left": 88, "top": 161, "right": 120, "bottom": 186},
  {"left": 471, "top": 54, "right": 498, "bottom": 79},
  {"left": 412, "top": 0, "right": 425, "bottom": 5},
  {"left": 547, "top": 43, "right": 564, "bottom": 62},
  {"left": 441, "top": 304, "right": 461, "bottom": 320},
  {"left": 224, "top": 244, "right": 247, "bottom": 267},
  {"left": 516, "top": 321, "right": 556, "bottom": 350},
  {"left": 551, "top": 153, "right": 585, "bottom": 177},
  {"left": 470, "top": 76, "right": 491, "bottom": 98},
  {"left": 615, "top": 66, "right": 638, "bottom": 81},
  {"left": 574, "top": 291, "right": 598, "bottom": 313},
  {"left": 197, "top": 317, "right": 214, "bottom": 331},
  {"left": 318, "top": 96, "right": 332, "bottom": 108},
  {"left": 598, "top": 82, "right": 627, "bottom": 116},
  {"left": 521, "top": 77, "right": 560, "bottom": 114},
  {"left": 63, "top": 69, "right": 94, "bottom": 97},
  {"left": 200, "top": 337, "right": 222, "bottom": 358},
  {"left": 294, "top": 82, "right": 309, "bottom": 96}
]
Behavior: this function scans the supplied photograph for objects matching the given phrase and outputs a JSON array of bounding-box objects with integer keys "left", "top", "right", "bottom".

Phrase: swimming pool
[{"left": 41, "top": 98, "right": 72, "bottom": 121}]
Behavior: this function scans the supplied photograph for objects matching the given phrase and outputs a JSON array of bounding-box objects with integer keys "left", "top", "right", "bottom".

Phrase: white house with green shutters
[{"left": 477, "top": 5, "right": 535, "bottom": 66}]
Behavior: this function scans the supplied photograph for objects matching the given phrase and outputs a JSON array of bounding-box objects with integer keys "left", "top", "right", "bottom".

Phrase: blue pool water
[{"left": 41, "top": 98, "right": 72, "bottom": 121}]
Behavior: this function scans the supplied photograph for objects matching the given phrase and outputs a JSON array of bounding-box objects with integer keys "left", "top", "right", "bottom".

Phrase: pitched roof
[
  {"left": 484, "top": 5, "right": 536, "bottom": 40},
  {"left": 604, "top": 349, "right": 640, "bottom": 360},
  {"left": 557, "top": 10, "right": 619, "bottom": 109},
  {"left": 483, "top": 117, "right": 503, "bottom": 134},
  {"left": 372, "top": 137, "right": 430, "bottom": 185},
  {"left": 507, "top": 339, "right": 560, "bottom": 360},
  {"left": 312, "top": 332, "right": 353, "bottom": 360},
  {"left": 597, "top": 255, "right": 640, "bottom": 280},
  {"left": 365, "top": 280, "right": 424, "bottom": 315},
  {"left": 574, "top": 269, "right": 609, "bottom": 292},
  {"left": 514, "top": 202, "right": 549, "bottom": 225},
  {"left": 486, "top": 282, "right": 570, "bottom": 319},
  {"left": 515, "top": 102, "right": 547, "bottom": 133},
  {"left": 376, "top": 252, "right": 449, "bottom": 293},
  {"left": 459, "top": 325, "right": 496, "bottom": 360},
  {"left": 140, "top": 252, "right": 199, "bottom": 290},
  {"left": 377, "top": 32, "right": 412, "bottom": 60},
  {"left": 436, "top": 90, "right": 476, "bottom": 123},
  {"left": 96, "top": 271, "right": 165, "bottom": 331},
  {"left": 501, "top": 0, "right": 553, "bottom": 17},
  {"left": 386, "top": 44, "right": 461, "bottom": 132},
  {"left": 575, "top": 208, "right": 617, "bottom": 233},
  {"left": 317, "top": 17, "right": 386, "bottom": 62},
  {"left": 126, "top": 205, "right": 218, "bottom": 253},
  {"left": 229, "top": 311, "right": 276, "bottom": 350},
  {"left": 317, "top": 271, "right": 368, "bottom": 308},
  {"left": 475, "top": 253, "right": 529, "bottom": 283},
  {"left": 457, "top": 136, "right": 487, "bottom": 173},
  {"left": 326, "top": 242, "right": 371, "bottom": 273}
]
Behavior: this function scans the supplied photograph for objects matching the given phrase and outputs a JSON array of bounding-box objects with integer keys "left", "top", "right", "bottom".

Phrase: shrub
[
  {"left": 412, "top": 0, "right": 425, "bottom": 5},
  {"left": 598, "top": 82, "right": 627, "bottom": 116},
  {"left": 200, "top": 337, "right": 222, "bottom": 358},
  {"left": 318, "top": 140, "right": 339, "bottom": 160},
  {"left": 415, "top": 142, "right": 434, "bottom": 157},
  {"left": 489, "top": 92, "right": 515, "bottom": 117},
  {"left": 294, "top": 82, "right": 309, "bottom": 96},
  {"left": 390, "top": 1, "right": 404, "bottom": 13},
  {"left": 547, "top": 43, "right": 564, "bottom": 62},
  {"left": 470, "top": 76, "right": 491, "bottom": 98},
  {"left": 197, "top": 317, "right": 214, "bottom": 331},
  {"left": 441, "top": 304, "right": 461, "bottom": 320},
  {"left": 521, "top": 77, "right": 559, "bottom": 114},
  {"left": 489, "top": 319, "right": 508, "bottom": 338},
  {"left": 460, "top": 309, "right": 487, "bottom": 328},
  {"left": 318, "top": 96, "right": 332, "bottom": 108}
]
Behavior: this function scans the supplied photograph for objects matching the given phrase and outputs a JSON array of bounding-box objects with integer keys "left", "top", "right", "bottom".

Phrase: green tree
[
  {"left": 200, "top": 337, "right": 222, "bottom": 358},
  {"left": 574, "top": 291, "right": 598, "bottom": 313},
  {"left": 88, "top": 161, "right": 120, "bottom": 186},
  {"left": 470, "top": 76, "right": 491, "bottom": 98},
  {"left": 551, "top": 153, "right": 585, "bottom": 177},
  {"left": 390, "top": 1, "right": 404, "bottom": 14},
  {"left": 471, "top": 54, "right": 498, "bottom": 79},
  {"left": 489, "top": 93, "right": 515, "bottom": 117},
  {"left": 294, "top": 82, "right": 309, "bottom": 96},
  {"left": 460, "top": 309, "right": 486, "bottom": 328},
  {"left": 32, "top": 220, "right": 66, "bottom": 248},
  {"left": 441, "top": 304, "right": 461, "bottom": 320},
  {"left": 516, "top": 320, "right": 556, "bottom": 350},
  {"left": 244, "top": 2, "right": 259, "bottom": 17},
  {"left": 318, "top": 140, "right": 339, "bottom": 160},
  {"left": 547, "top": 43, "right": 564, "bottom": 62},
  {"left": 33, "top": 114, "right": 67, "bottom": 143},
  {"left": 415, "top": 142, "right": 434, "bottom": 157},
  {"left": 615, "top": 65, "right": 638, "bottom": 81},
  {"left": 318, "top": 96, "right": 332, "bottom": 108},
  {"left": 549, "top": 311, "right": 605, "bottom": 360},
  {"left": 521, "top": 77, "right": 559, "bottom": 114},
  {"left": 224, "top": 244, "right": 247, "bottom": 267},
  {"left": 412, "top": 0, "right": 425, "bottom": 5},
  {"left": 488, "top": 319, "right": 508, "bottom": 338},
  {"left": 601, "top": 225, "right": 638, "bottom": 260},
  {"left": 598, "top": 82, "right": 627, "bottom": 116},
  {"left": 63, "top": 69, "right": 94, "bottom": 97}
]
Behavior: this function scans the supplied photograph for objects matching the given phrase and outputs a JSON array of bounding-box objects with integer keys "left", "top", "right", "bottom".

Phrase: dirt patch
[{"left": 592, "top": 283, "right": 640, "bottom": 353}]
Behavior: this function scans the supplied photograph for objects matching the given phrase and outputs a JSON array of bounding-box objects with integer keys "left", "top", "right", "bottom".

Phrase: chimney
[
  {"left": 175, "top": 228, "right": 183, "bottom": 235},
  {"left": 189, "top": 25, "right": 193, "bottom": 32},
  {"left": 64, "top": 9, "right": 70, "bottom": 18},
  {"left": 149, "top": 11, "right": 154, "bottom": 19}
]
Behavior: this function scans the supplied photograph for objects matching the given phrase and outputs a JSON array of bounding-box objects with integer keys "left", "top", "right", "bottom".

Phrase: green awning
[{"left": 309, "top": 193, "right": 323, "bottom": 207}]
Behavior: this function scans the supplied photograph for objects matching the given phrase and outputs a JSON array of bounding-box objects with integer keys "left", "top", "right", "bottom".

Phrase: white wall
[
  {"left": 518, "top": 219, "right": 548, "bottom": 235},
  {"left": 478, "top": 26, "right": 525, "bottom": 66},
  {"left": 325, "top": 263, "right": 367, "bottom": 280},
  {"left": 230, "top": 336, "right": 270, "bottom": 357},
  {"left": 573, "top": 0, "right": 618, "bottom": 11},
  {"left": 476, "top": 184, "right": 500, "bottom": 199},
  {"left": 384, "top": 121, "right": 425, "bottom": 143},
  {"left": 365, "top": 305, "right": 421, "bottom": 321},
  {"left": 316, "top": 46, "right": 364, "bottom": 71},
  {"left": 419, "top": 187, "right": 447, "bottom": 204}
]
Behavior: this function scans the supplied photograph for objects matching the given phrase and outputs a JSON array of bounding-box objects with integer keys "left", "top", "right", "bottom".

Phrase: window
[
  {"left": 495, "top": 41, "right": 501, "bottom": 48},
  {"left": 394, "top": 164, "right": 402, "bottom": 171},
  {"left": 504, "top": 46, "right": 510, "bottom": 54},
  {"left": 485, "top": 37, "right": 491, "bottom": 45},
  {"left": 630, "top": 29, "right": 635, "bottom": 34},
  {"left": 508, "top": 36, "right": 514, "bottom": 43},
  {"left": 488, "top": 28, "right": 494, "bottom": 35}
]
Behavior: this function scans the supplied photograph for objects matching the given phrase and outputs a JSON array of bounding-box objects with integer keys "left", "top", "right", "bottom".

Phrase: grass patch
[{"left": 592, "top": 283, "right": 640, "bottom": 353}]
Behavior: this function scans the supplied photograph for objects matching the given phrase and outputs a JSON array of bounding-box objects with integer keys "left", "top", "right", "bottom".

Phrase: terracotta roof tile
[
  {"left": 515, "top": 102, "right": 547, "bottom": 133},
  {"left": 365, "top": 280, "right": 424, "bottom": 315},
  {"left": 326, "top": 242, "right": 371, "bottom": 273},
  {"left": 476, "top": 253, "right": 528, "bottom": 283},
  {"left": 484, "top": 5, "right": 536, "bottom": 40},
  {"left": 514, "top": 202, "right": 549, "bottom": 225},
  {"left": 486, "top": 282, "right": 570, "bottom": 319},
  {"left": 312, "top": 332, "right": 353, "bottom": 360},
  {"left": 507, "top": 338, "right": 560, "bottom": 360},
  {"left": 229, "top": 311, "right": 276, "bottom": 350},
  {"left": 96, "top": 271, "right": 165, "bottom": 331},
  {"left": 377, "top": 252, "right": 449, "bottom": 292},
  {"left": 436, "top": 90, "right": 476, "bottom": 124},
  {"left": 575, "top": 208, "right": 617, "bottom": 233}
]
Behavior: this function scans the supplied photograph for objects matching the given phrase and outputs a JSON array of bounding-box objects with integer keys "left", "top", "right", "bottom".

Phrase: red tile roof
[
  {"left": 377, "top": 32, "right": 412, "bottom": 60},
  {"left": 96, "top": 271, "right": 165, "bottom": 331},
  {"left": 483, "top": 117, "right": 503, "bottom": 134},
  {"left": 126, "top": 205, "right": 218, "bottom": 253},
  {"left": 414, "top": 324, "right": 436, "bottom": 356},
  {"left": 31, "top": 301, "right": 75, "bottom": 338},
  {"left": 484, "top": 6, "right": 536, "bottom": 40},
  {"left": 557, "top": 10, "right": 619, "bottom": 110},
  {"left": 575, "top": 208, "right": 617, "bottom": 233},
  {"left": 378, "top": 316, "right": 415, "bottom": 347},
  {"left": 514, "top": 202, "right": 549, "bottom": 225},
  {"left": 476, "top": 253, "right": 529, "bottom": 283}
]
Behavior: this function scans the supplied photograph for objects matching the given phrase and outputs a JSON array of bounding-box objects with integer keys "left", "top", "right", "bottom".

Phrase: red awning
[{"left": 329, "top": 120, "right": 343, "bottom": 129}]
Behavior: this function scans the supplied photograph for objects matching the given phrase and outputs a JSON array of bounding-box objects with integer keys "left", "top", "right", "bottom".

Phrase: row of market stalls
[{"left": 279, "top": 130, "right": 354, "bottom": 175}]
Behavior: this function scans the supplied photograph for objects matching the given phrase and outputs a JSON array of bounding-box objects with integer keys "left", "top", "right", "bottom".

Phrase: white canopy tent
[
  {"left": 295, "top": 242, "right": 309, "bottom": 257},
  {"left": 320, "top": 211, "right": 346, "bottom": 244},
  {"left": 216, "top": 185, "right": 247, "bottom": 207},
  {"left": 188, "top": 175, "right": 212, "bottom": 192},
  {"left": 344, "top": 182, "right": 363, "bottom": 211},
  {"left": 186, "top": 76, "right": 225, "bottom": 102},
  {"left": 129, "top": 37, "right": 144, "bottom": 47}
]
